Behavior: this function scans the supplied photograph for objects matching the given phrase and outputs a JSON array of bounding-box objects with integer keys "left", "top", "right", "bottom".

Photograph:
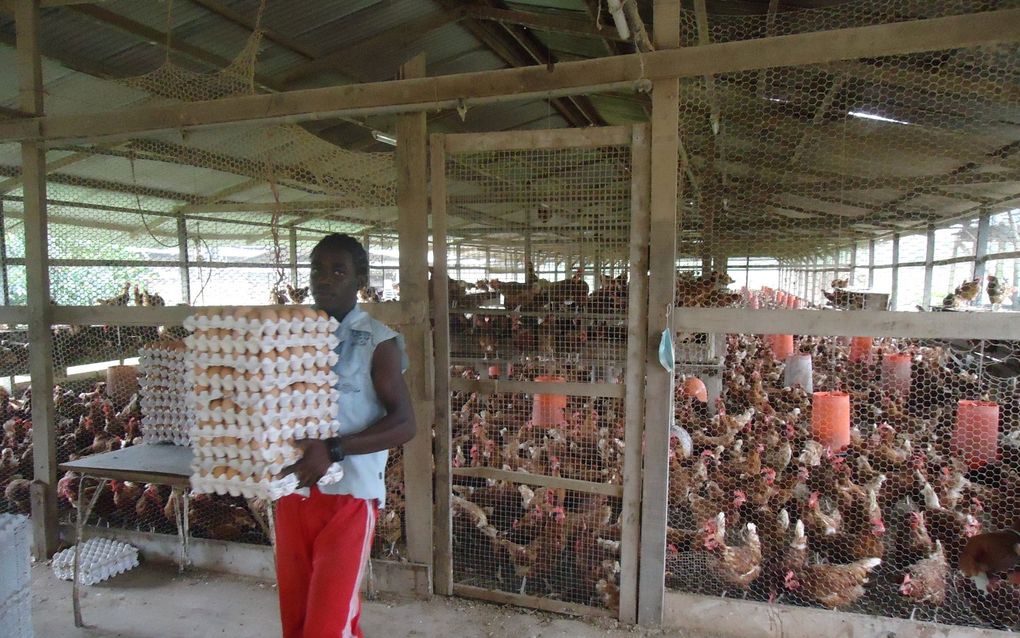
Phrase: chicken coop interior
[{"left": 0, "top": 0, "right": 1018, "bottom": 636}]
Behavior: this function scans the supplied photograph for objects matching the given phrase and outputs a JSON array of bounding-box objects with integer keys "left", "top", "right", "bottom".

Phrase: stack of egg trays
[
  {"left": 0, "top": 514, "right": 31, "bottom": 638},
  {"left": 51, "top": 538, "right": 139, "bottom": 586},
  {"left": 138, "top": 340, "right": 193, "bottom": 445},
  {"left": 184, "top": 307, "right": 345, "bottom": 500}
]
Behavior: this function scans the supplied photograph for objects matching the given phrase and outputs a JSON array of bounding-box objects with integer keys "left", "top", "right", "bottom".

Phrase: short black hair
[{"left": 312, "top": 233, "right": 369, "bottom": 279}]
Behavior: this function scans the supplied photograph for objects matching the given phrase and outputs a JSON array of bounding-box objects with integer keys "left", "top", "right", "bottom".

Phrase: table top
[{"left": 59, "top": 443, "right": 193, "bottom": 486}]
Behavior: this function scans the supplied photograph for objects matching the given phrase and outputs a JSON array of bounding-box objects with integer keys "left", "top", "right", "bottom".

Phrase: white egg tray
[
  {"left": 191, "top": 351, "right": 339, "bottom": 375},
  {"left": 190, "top": 463, "right": 343, "bottom": 500},
  {"left": 52, "top": 538, "right": 139, "bottom": 586},
  {"left": 192, "top": 420, "right": 342, "bottom": 457},
  {"left": 139, "top": 341, "right": 195, "bottom": 447},
  {"left": 0, "top": 514, "right": 30, "bottom": 610},
  {"left": 190, "top": 368, "right": 338, "bottom": 392},
  {"left": 0, "top": 588, "right": 31, "bottom": 638},
  {"left": 183, "top": 310, "right": 339, "bottom": 336},
  {"left": 190, "top": 386, "right": 338, "bottom": 411},
  {"left": 185, "top": 332, "right": 340, "bottom": 354}
]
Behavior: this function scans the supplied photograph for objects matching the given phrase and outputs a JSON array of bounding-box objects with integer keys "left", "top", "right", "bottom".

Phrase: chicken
[
  {"left": 831, "top": 278, "right": 848, "bottom": 289},
  {"left": 954, "top": 278, "right": 981, "bottom": 302},
  {"left": 134, "top": 483, "right": 166, "bottom": 528},
  {"left": 269, "top": 288, "right": 289, "bottom": 304},
  {"left": 921, "top": 478, "right": 981, "bottom": 565},
  {"left": 785, "top": 556, "right": 881, "bottom": 609},
  {"left": 97, "top": 282, "right": 131, "bottom": 306},
  {"left": 899, "top": 540, "right": 947, "bottom": 606},
  {"left": 703, "top": 512, "right": 762, "bottom": 589},
  {"left": 959, "top": 529, "right": 1020, "bottom": 593},
  {"left": 376, "top": 509, "right": 403, "bottom": 556},
  {"left": 986, "top": 275, "right": 1008, "bottom": 305},
  {"left": 4, "top": 477, "right": 31, "bottom": 513},
  {"left": 286, "top": 284, "right": 310, "bottom": 304},
  {"left": 111, "top": 480, "right": 142, "bottom": 519}
]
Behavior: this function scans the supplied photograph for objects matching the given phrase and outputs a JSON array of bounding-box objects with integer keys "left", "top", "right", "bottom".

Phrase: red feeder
[
  {"left": 881, "top": 353, "right": 912, "bottom": 396},
  {"left": 812, "top": 391, "right": 851, "bottom": 451},
  {"left": 776, "top": 291, "right": 788, "bottom": 306},
  {"left": 953, "top": 400, "right": 999, "bottom": 469},
  {"left": 849, "top": 337, "right": 873, "bottom": 363},
  {"left": 770, "top": 334, "right": 795, "bottom": 360},
  {"left": 532, "top": 375, "right": 567, "bottom": 427},
  {"left": 749, "top": 295, "right": 761, "bottom": 310}
]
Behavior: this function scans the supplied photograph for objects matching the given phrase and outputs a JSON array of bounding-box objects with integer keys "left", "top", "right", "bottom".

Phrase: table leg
[
  {"left": 182, "top": 489, "right": 191, "bottom": 570},
  {"left": 73, "top": 477, "right": 108, "bottom": 628},
  {"left": 170, "top": 487, "right": 191, "bottom": 573},
  {"left": 267, "top": 500, "right": 276, "bottom": 547}
]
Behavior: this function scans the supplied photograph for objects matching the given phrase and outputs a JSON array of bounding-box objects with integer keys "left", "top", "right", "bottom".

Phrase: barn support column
[
  {"left": 17, "top": 0, "right": 58, "bottom": 558},
  {"left": 288, "top": 226, "right": 298, "bottom": 288},
  {"left": 974, "top": 209, "right": 991, "bottom": 286},
  {"left": 867, "top": 239, "right": 876, "bottom": 288},
  {"left": 891, "top": 233, "right": 900, "bottom": 310},
  {"left": 922, "top": 224, "right": 935, "bottom": 308},
  {"left": 177, "top": 215, "right": 191, "bottom": 303},
  {"left": 395, "top": 53, "right": 434, "bottom": 594},
  {"left": 639, "top": 0, "right": 680, "bottom": 626}
]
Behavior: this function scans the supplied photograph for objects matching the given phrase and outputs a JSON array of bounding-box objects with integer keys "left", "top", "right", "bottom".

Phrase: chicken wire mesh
[
  {"left": 667, "top": 2, "right": 1020, "bottom": 630},
  {"left": 440, "top": 139, "right": 633, "bottom": 611}
]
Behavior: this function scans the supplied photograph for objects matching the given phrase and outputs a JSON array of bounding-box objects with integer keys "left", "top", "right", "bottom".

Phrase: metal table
[{"left": 59, "top": 443, "right": 193, "bottom": 627}]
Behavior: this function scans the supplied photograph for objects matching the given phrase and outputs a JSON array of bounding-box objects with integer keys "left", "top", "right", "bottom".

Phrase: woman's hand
[{"left": 278, "top": 439, "right": 332, "bottom": 489}]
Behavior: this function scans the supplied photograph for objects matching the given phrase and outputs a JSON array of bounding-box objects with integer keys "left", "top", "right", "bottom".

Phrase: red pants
[{"left": 275, "top": 488, "right": 377, "bottom": 638}]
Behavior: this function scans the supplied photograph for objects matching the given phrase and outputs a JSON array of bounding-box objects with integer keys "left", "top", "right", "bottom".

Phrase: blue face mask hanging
[{"left": 658, "top": 328, "right": 675, "bottom": 372}]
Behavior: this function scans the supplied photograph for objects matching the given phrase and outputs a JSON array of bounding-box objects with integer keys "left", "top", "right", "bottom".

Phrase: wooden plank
[
  {"left": 452, "top": 466, "right": 624, "bottom": 497},
  {"left": 619, "top": 123, "right": 650, "bottom": 625},
  {"left": 0, "top": 306, "right": 28, "bottom": 323},
  {"left": 449, "top": 377, "right": 625, "bottom": 398},
  {"left": 395, "top": 54, "right": 433, "bottom": 593},
  {"left": 443, "top": 125, "right": 633, "bottom": 153},
  {"left": 430, "top": 134, "right": 454, "bottom": 597},
  {"left": 49, "top": 301, "right": 428, "bottom": 328},
  {"left": 453, "top": 584, "right": 614, "bottom": 618},
  {"left": 17, "top": 0, "right": 59, "bottom": 560},
  {"left": 462, "top": 5, "right": 629, "bottom": 42},
  {"left": 671, "top": 308, "right": 1020, "bottom": 340},
  {"left": 639, "top": 1, "right": 681, "bottom": 625},
  {"left": 3, "top": 10, "right": 1018, "bottom": 142}
]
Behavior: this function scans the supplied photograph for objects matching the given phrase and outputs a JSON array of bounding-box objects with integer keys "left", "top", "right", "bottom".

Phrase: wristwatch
[{"left": 326, "top": 437, "right": 346, "bottom": 463}]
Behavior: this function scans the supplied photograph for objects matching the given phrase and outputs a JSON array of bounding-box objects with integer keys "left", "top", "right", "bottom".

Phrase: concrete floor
[{"left": 31, "top": 562, "right": 705, "bottom": 638}]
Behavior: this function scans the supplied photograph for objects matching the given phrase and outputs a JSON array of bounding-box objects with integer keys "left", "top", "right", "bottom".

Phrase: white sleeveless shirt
[{"left": 317, "top": 304, "right": 408, "bottom": 507}]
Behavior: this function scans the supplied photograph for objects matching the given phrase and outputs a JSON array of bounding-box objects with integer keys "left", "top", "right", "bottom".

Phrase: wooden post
[
  {"left": 177, "top": 215, "right": 191, "bottom": 303},
  {"left": 974, "top": 210, "right": 990, "bottom": 284},
  {"left": 288, "top": 226, "right": 299, "bottom": 287},
  {"left": 0, "top": 199, "right": 9, "bottom": 305},
  {"left": 620, "top": 124, "right": 650, "bottom": 625},
  {"left": 395, "top": 53, "right": 433, "bottom": 593},
  {"left": 639, "top": 0, "right": 680, "bottom": 626},
  {"left": 868, "top": 239, "right": 876, "bottom": 289},
  {"left": 890, "top": 233, "right": 901, "bottom": 310},
  {"left": 430, "top": 134, "right": 453, "bottom": 596},
  {"left": 922, "top": 224, "right": 935, "bottom": 308},
  {"left": 849, "top": 242, "right": 857, "bottom": 287},
  {"left": 18, "top": 0, "right": 58, "bottom": 558}
]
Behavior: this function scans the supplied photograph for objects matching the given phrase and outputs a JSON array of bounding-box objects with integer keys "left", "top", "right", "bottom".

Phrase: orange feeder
[
  {"left": 681, "top": 377, "right": 708, "bottom": 403},
  {"left": 106, "top": 364, "right": 138, "bottom": 409},
  {"left": 776, "top": 291, "right": 788, "bottom": 306},
  {"left": 812, "top": 391, "right": 851, "bottom": 451},
  {"left": 785, "top": 294, "right": 798, "bottom": 309},
  {"left": 488, "top": 364, "right": 502, "bottom": 379},
  {"left": 953, "top": 400, "right": 999, "bottom": 469},
  {"left": 749, "top": 294, "right": 760, "bottom": 310},
  {"left": 881, "top": 353, "right": 912, "bottom": 396},
  {"left": 532, "top": 375, "right": 567, "bottom": 427},
  {"left": 770, "top": 334, "right": 795, "bottom": 360},
  {"left": 849, "top": 337, "right": 873, "bottom": 363}
]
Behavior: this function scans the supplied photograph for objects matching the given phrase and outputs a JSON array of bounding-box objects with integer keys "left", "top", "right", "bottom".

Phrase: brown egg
[
  {"left": 224, "top": 467, "right": 240, "bottom": 480},
  {"left": 259, "top": 307, "right": 279, "bottom": 323},
  {"left": 212, "top": 466, "right": 228, "bottom": 478}
]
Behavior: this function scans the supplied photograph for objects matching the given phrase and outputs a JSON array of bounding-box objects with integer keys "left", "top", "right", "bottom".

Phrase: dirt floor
[{"left": 31, "top": 561, "right": 711, "bottom": 638}]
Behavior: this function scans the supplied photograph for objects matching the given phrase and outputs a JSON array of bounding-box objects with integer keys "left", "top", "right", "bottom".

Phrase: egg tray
[
  {"left": 52, "top": 538, "right": 139, "bottom": 586},
  {"left": 185, "top": 332, "right": 340, "bottom": 355},
  {"left": 192, "top": 418, "right": 342, "bottom": 455},
  {"left": 190, "top": 463, "right": 343, "bottom": 500},
  {"left": 190, "top": 367, "right": 338, "bottom": 392},
  {"left": 0, "top": 514, "right": 30, "bottom": 611},
  {"left": 139, "top": 340, "right": 194, "bottom": 447},
  {"left": 191, "top": 385, "right": 338, "bottom": 411},
  {"left": 0, "top": 589, "right": 32, "bottom": 638},
  {"left": 191, "top": 351, "right": 339, "bottom": 375},
  {"left": 183, "top": 306, "right": 339, "bottom": 336},
  {"left": 142, "top": 429, "right": 190, "bottom": 446}
]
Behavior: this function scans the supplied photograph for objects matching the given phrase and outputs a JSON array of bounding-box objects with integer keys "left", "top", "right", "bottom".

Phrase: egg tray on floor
[
  {"left": 51, "top": 538, "right": 139, "bottom": 586},
  {"left": 0, "top": 588, "right": 32, "bottom": 638},
  {"left": 0, "top": 514, "right": 30, "bottom": 611},
  {"left": 184, "top": 306, "right": 345, "bottom": 501},
  {"left": 138, "top": 341, "right": 193, "bottom": 446}
]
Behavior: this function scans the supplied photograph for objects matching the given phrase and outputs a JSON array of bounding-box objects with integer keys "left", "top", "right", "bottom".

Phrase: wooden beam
[
  {"left": 395, "top": 54, "right": 433, "bottom": 595},
  {"left": 3, "top": 9, "right": 1015, "bottom": 143},
  {"left": 639, "top": 0, "right": 680, "bottom": 626},
  {"left": 429, "top": 134, "right": 453, "bottom": 597},
  {"left": 449, "top": 377, "right": 625, "bottom": 398},
  {"left": 452, "top": 466, "right": 624, "bottom": 497},
  {"left": 619, "top": 123, "right": 650, "bottom": 625},
  {"left": 16, "top": 0, "right": 59, "bottom": 559},
  {"left": 462, "top": 5, "right": 629, "bottom": 42}
]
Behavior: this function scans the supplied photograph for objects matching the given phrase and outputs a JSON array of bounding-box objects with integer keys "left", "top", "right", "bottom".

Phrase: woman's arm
[{"left": 280, "top": 338, "right": 417, "bottom": 489}]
